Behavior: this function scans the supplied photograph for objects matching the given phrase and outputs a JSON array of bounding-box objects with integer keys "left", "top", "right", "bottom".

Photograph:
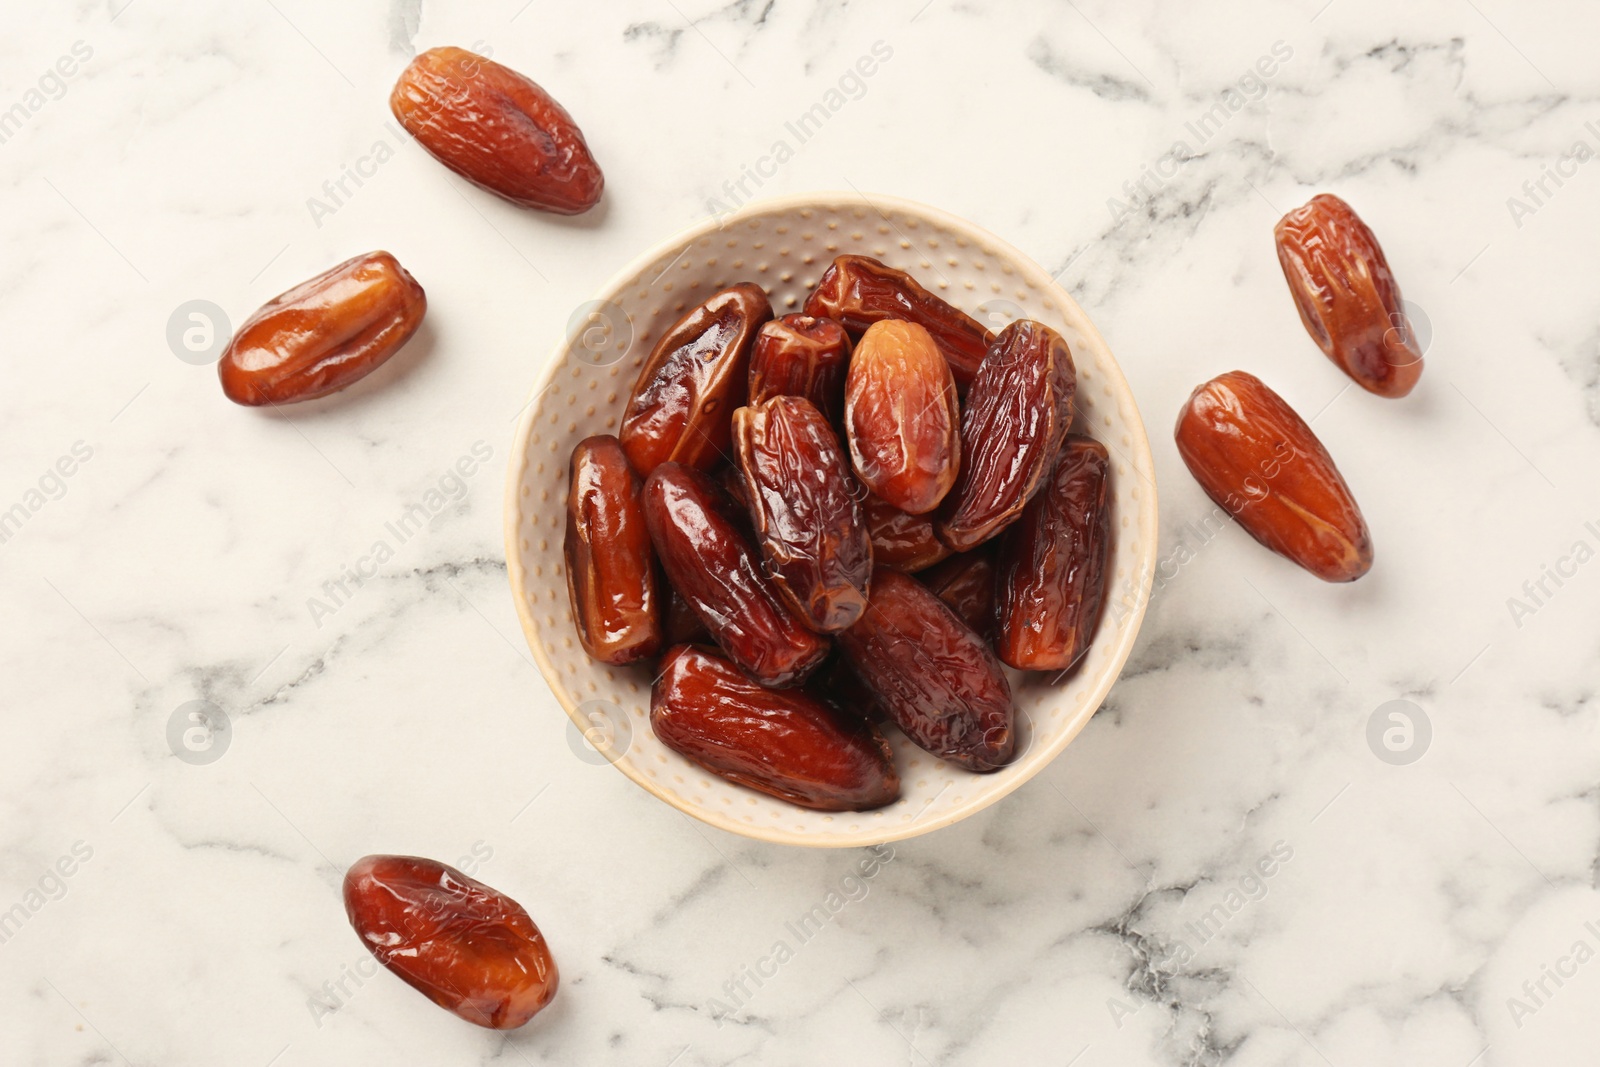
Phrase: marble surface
[{"left": 4, "top": 0, "right": 1599, "bottom": 1063}]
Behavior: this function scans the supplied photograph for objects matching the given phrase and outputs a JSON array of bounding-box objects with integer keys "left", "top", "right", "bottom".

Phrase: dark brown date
[
  {"left": 919, "top": 547, "right": 997, "bottom": 637},
  {"left": 643, "top": 462, "right": 828, "bottom": 687},
  {"left": 390, "top": 47, "right": 603, "bottom": 214},
  {"left": 732, "top": 396, "right": 872, "bottom": 633},
  {"left": 344, "top": 855, "right": 557, "bottom": 1029},
  {"left": 621, "top": 283, "right": 772, "bottom": 476},
  {"left": 836, "top": 568, "right": 1015, "bottom": 772},
  {"left": 1275, "top": 194, "right": 1422, "bottom": 398},
  {"left": 994, "top": 436, "right": 1110, "bottom": 672},
  {"left": 219, "top": 251, "right": 426, "bottom": 405},
  {"left": 862, "top": 493, "right": 952, "bottom": 573},
  {"left": 652, "top": 645, "right": 900, "bottom": 811},
  {"left": 938, "top": 320, "right": 1076, "bottom": 552},
  {"left": 748, "top": 314, "right": 851, "bottom": 423},
  {"left": 845, "top": 319, "right": 961, "bottom": 515},
  {"left": 804, "top": 255, "right": 993, "bottom": 386},
  {"left": 563, "top": 436, "right": 662, "bottom": 664}
]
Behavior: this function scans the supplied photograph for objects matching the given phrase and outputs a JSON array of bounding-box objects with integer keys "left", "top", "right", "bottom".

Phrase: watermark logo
[
  {"left": 566, "top": 699, "right": 632, "bottom": 766},
  {"left": 567, "top": 300, "right": 634, "bottom": 367},
  {"left": 167, "top": 700, "right": 231, "bottom": 766},
  {"left": 1366, "top": 699, "right": 1430, "bottom": 766},
  {"left": 974, "top": 298, "right": 1025, "bottom": 333},
  {"left": 166, "top": 300, "right": 232, "bottom": 365}
]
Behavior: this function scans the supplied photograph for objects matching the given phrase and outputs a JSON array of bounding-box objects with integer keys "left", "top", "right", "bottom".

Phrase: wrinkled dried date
[
  {"left": 652, "top": 645, "right": 900, "bottom": 811},
  {"left": 939, "top": 320, "right": 1076, "bottom": 551},
  {"left": 995, "top": 435, "right": 1110, "bottom": 672},
  {"left": 733, "top": 396, "right": 872, "bottom": 633},
  {"left": 1175, "top": 371, "right": 1373, "bottom": 582},
  {"left": 748, "top": 314, "right": 851, "bottom": 423},
  {"left": 643, "top": 462, "right": 828, "bottom": 686},
  {"left": 1274, "top": 194, "right": 1422, "bottom": 398},
  {"left": 845, "top": 320, "right": 961, "bottom": 515},
  {"left": 862, "top": 493, "right": 952, "bottom": 572},
  {"left": 344, "top": 855, "right": 558, "bottom": 1029},
  {"left": 563, "top": 435, "right": 661, "bottom": 665},
  {"left": 219, "top": 251, "right": 426, "bottom": 405},
  {"left": 919, "top": 547, "right": 997, "bottom": 637},
  {"left": 621, "top": 284, "right": 772, "bottom": 476},
  {"left": 804, "top": 255, "right": 993, "bottom": 386},
  {"left": 836, "top": 568, "right": 1015, "bottom": 772},
  {"left": 391, "top": 47, "right": 603, "bottom": 214}
]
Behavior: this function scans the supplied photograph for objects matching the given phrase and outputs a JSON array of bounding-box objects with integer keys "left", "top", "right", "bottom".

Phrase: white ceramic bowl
[{"left": 505, "top": 192, "right": 1157, "bottom": 847}]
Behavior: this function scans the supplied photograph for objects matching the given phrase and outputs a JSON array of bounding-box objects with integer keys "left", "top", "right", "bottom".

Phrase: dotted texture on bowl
[{"left": 506, "top": 195, "right": 1157, "bottom": 848}]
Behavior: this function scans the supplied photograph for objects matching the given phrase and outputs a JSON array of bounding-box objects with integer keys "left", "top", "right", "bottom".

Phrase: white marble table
[{"left": 4, "top": 0, "right": 1598, "bottom": 1063}]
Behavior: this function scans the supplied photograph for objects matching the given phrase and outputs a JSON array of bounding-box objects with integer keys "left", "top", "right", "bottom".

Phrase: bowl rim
[{"left": 503, "top": 190, "right": 1158, "bottom": 848}]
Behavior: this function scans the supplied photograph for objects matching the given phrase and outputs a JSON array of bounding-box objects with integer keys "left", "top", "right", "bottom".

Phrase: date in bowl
[{"left": 505, "top": 192, "right": 1158, "bottom": 847}]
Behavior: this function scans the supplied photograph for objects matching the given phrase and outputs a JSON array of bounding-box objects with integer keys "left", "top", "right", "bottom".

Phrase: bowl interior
[{"left": 505, "top": 192, "right": 1157, "bottom": 847}]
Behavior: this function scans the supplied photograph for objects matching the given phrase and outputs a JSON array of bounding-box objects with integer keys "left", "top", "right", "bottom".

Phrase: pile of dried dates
[{"left": 564, "top": 255, "right": 1115, "bottom": 812}]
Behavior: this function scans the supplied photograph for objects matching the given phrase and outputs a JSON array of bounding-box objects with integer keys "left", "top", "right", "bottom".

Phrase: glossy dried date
[
  {"left": 643, "top": 462, "right": 828, "bottom": 686},
  {"left": 845, "top": 320, "right": 961, "bottom": 515},
  {"left": 1175, "top": 371, "right": 1373, "bottom": 582},
  {"left": 391, "top": 47, "right": 603, "bottom": 214},
  {"left": 919, "top": 547, "right": 997, "bottom": 637},
  {"left": 652, "top": 645, "right": 900, "bottom": 811},
  {"left": 1274, "top": 194, "right": 1422, "bottom": 398},
  {"left": 344, "top": 855, "right": 558, "bottom": 1029},
  {"left": 836, "top": 568, "right": 1015, "bottom": 772},
  {"left": 621, "top": 283, "right": 772, "bottom": 476},
  {"left": 804, "top": 255, "right": 993, "bottom": 386},
  {"left": 939, "top": 320, "right": 1076, "bottom": 551},
  {"left": 748, "top": 314, "right": 851, "bottom": 423},
  {"left": 219, "top": 251, "right": 425, "bottom": 405},
  {"left": 732, "top": 396, "right": 872, "bottom": 632},
  {"left": 862, "top": 493, "right": 952, "bottom": 572},
  {"left": 563, "top": 435, "right": 661, "bottom": 665},
  {"left": 994, "top": 436, "right": 1110, "bottom": 672}
]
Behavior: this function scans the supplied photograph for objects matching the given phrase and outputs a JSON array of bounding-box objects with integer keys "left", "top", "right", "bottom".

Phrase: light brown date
[
  {"left": 218, "top": 251, "right": 425, "bottom": 405},
  {"left": 344, "top": 855, "right": 558, "bottom": 1029},
  {"left": 938, "top": 320, "right": 1076, "bottom": 551},
  {"left": 845, "top": 320, "right": 961, "bottom": 515},
  {"left": 804, "top": 255, "right": 993, "bottom": 386},
  {"left": 621, "top": 283, "right": 772, "bottom": 476},
  {"left": 748, "top": 314, "right": 852, "bottom": 423},
  {"left": 836, "top": 568, "right": 1015, "bottom": 773},
  {"left": 1274, "top": 194, "right": 1422, "bottom": 398},
  {"left": 563, "top": 435, "right": 661, "bottom": 665},
  {"left": 732, "top": 397, "right": 872, "bottom": 633},
  {"left": 862, "top": 493, "right": 952, "bottom": 573},
  {"left": 391, "top": 47, "right": 603, "bottom": 214},
  {"left": 994, "top": 435, "right": 1110, "bottom": 672},
  {"left": 643, "top": 462, "right": 829, "bottom": 687},
  {"left": 652, "top": 644, "right": 900, "bottom": 811},
  {"left": 1175, "top": 371, "right": 1373, "bottom": 582}
]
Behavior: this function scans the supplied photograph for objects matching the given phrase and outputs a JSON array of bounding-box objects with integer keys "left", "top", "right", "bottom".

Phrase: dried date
[
  {"left": 344, "top": 855, "right": 558, "bottom": 1029},
  {"left": 804, "top": 255, "right": 993, "bottom": 386},
  {"left": 652, "top": 644, "right": 900, "bottom": 811},
  {"left": 218, "top": 251, "right": 426, "bottom": 405},
  {"left": 938, "top": 320, "right": 1076, "bottom": 551},
  {"left": 994, "top": 435, "right": 1110, "bottom": 672},
  {"left": 391, "top": 47, "right": 603, "bottom": 214},
  {"left": 836, "top": 568, "right": 1015, "bottom": 772},
  {"left": 643, "top": 462, "right": 828, "bottom": 686},
  {"left": 732, "top": 396, "right": 872, "bottom": 633},
  {"left": 621, "top": 283, "right": 771, "bottom": 476},
  {"left": 845, "top": 320, "right": 961, "bottom": 515},
  {"left": 563, "top": 435, "right": 661, "bottom": 665},
  {"left": 1175, "top": 371, "right": 1373, "bottom": 582},
  {"left": 862, "top": 493, "right": 952, "bottom": 572},
  {"left": 919, "top": 547, "right": 997, "bottom": 637},
  {"left": 1274, "top": 194, "right": 1423, "bottom": 398},
  {"left": 748, "top": 314, "right": 851, "bottom": 423}
]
